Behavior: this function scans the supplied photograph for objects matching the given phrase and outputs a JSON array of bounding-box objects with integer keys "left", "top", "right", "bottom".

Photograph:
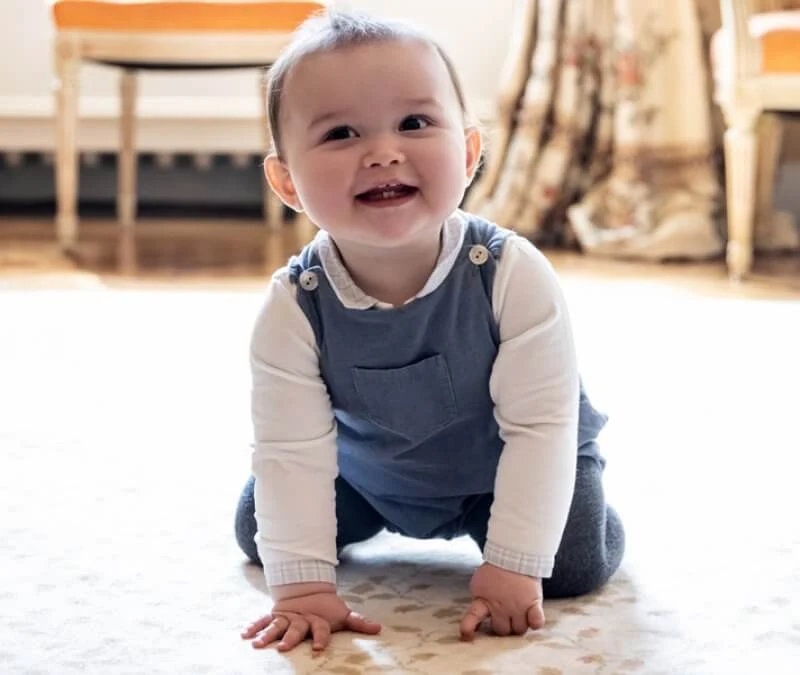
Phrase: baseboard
[{"left": 0, "top": 95, "right": 497, "bottom": 153}]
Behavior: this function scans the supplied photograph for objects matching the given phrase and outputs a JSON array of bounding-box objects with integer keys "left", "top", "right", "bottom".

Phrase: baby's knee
[
  {"left": 547, "top": 506, "right": 625, "bottom": 598},
  {"left": 545, "top": 547, "right": 612, "bottom": 598},
  {"left": 234, "top": 476, "right": 261, "bottom": 564},
  {"left": 544, "top": 562, "right": 607, "bottom": 598}
]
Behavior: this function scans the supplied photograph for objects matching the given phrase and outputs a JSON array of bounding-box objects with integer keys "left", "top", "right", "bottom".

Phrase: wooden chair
[
  {"left": 50, "top": 0, "right": 324, "bottom": 252},
  {"left": 712, "top": 0, "right": 800, "bottom": 279}
]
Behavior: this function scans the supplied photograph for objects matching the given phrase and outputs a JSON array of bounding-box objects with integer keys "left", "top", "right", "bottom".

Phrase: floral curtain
[{"left": 467, "top": 0, "right": 734, "bottom": 261}]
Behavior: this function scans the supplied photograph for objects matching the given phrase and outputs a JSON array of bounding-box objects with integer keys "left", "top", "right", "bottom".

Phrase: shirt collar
[{"left": 315, "top": 211, "right": 467, "bottom": 310}]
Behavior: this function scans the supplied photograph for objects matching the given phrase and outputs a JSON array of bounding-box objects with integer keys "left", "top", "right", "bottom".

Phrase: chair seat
[
  {"left": 712, "top": 10, "right": 800, "bottom": 75},
  {"left": 52, "top": 1, "right": 324, "bottom": 33}
]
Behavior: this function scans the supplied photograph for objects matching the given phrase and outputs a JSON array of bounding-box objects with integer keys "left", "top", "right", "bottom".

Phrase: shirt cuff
[
  {"left": 264, "top": 559, "right": 337, "bottom": 587},
  {"left": 484, "top": 540, "right": 554, "bottom": 578}
]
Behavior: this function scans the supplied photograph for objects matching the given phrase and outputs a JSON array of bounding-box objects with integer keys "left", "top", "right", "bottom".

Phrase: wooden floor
[{"left": 1, "top": 216, "right": 799, "bottom": 299}]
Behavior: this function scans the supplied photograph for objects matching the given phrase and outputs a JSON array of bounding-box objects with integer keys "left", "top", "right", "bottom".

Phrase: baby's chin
[{"left": 324, "top": 215, "right": 444, "bottom": 249}]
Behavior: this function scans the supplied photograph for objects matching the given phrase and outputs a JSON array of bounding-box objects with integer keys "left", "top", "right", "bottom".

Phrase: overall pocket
[{"left": 352, "top": 353, "right": 457, "bottom": 443}]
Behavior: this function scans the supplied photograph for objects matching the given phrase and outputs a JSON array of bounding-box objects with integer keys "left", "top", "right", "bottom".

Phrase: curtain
[{"left": 467, "top": 0, "right": 734, "bottom": 261}]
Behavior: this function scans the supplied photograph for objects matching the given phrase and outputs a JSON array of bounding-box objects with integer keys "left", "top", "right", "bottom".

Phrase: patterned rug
[{"left": 2, "top": 273, "right": 798, "bottom": 674}]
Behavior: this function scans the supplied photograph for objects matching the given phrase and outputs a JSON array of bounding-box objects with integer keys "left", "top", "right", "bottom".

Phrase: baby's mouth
[{"left": 356, "top": 183, "right": 418, "bottom": 203}]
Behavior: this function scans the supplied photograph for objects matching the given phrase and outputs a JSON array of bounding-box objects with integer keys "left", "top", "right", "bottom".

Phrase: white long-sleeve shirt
[{"left": 250, "top": 212, "right": 579, "bottom": 588}]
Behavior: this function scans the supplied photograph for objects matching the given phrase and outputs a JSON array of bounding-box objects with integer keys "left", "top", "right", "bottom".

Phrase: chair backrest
[
  {"left": 719, "top": 0, "right": 800, "bottom": 81},
  {"left": 759, "top": 0, "right": 800, "bottom": 10}
]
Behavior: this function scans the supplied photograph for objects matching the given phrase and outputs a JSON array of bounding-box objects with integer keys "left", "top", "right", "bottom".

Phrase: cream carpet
[{"left": 2, "top": 269, "right": 799, "bottom": 675}]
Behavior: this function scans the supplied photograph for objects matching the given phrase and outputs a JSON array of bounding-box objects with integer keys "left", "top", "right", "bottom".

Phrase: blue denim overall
[
  {"left": 235, "top": 215, "right": 624, "bottom": 597},
  {"left": 287, "top": 216, "right": 606, "bottom": 539}
]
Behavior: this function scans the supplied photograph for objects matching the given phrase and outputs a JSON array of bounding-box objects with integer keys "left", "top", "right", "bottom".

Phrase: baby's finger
[
  {"left": 345, "top": 611, "right": 382, "bottom": 635},
  {"left": 307, "top": 615, "right": 332, "bottom": 651},
  {"left": 490, "top": 611, "right": 512, "bottom": 637},
  {"left": 527, "top": 602, "right": 546, "bottom": 630},
  {"left": 277, "top": 616, "right": 310, "bottom": 652},
  {"left": 241, "top": 614, "right": 274, "bottom": 639},
  {"left": 510, "top": 612, "right": 529, "bottom": 635},
  {"left": 460, "top": 599, "right": 490, "bottom": 641},
  {"left": 251, "top": 617, "right": 288, "bottom": 649}
]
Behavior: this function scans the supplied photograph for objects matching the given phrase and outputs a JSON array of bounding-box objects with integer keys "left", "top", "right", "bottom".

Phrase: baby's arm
[
  {"left": 486, "top": 235, "right": 579, "bottom": 576},
  {"left": 243, "top": 272, "right": 380, "bottom": 651},
  {"left": 462, "top": 236, "right": 579, "bottom": 638},
  {"left": 249, "top": 273, "right": 339, "bottom": 586}
]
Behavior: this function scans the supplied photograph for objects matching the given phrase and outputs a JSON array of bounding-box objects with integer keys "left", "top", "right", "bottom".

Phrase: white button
[
  {"left": 469, "top": 245, "right": 490, "bottom": 265},
  {"left": 298, "top": 270, "right": 319, "bottom": 291}
]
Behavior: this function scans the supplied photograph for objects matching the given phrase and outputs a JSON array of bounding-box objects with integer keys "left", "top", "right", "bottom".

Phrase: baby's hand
[
  {"left": 459, "top": 563, "right": 545, "bottom": 640},
  {"left": 241, "top": 590, "right": 381, "bottom": 653}
]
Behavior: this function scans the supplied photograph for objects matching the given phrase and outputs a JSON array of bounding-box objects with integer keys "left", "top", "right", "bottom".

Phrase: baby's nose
[{"left": 363, "top": 140, "right": 406, "bottom": 168}]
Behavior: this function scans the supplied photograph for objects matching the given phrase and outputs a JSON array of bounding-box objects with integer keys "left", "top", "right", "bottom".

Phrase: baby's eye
[
  {"left": 323, "top": 126, "right": 357, "bottom": 142},
  {"left": 399, "top": 115, "right": 431, "bottom": 132}
]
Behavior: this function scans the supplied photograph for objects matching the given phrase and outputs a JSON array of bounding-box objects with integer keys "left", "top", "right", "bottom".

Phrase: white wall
[{"left": 0, "top": 0, "right": 513, "bottom": 152}]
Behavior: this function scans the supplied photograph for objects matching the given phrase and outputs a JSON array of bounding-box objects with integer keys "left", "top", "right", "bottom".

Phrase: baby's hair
[{"left": 266, "top": 8, "right": 471, "bottom": 158}]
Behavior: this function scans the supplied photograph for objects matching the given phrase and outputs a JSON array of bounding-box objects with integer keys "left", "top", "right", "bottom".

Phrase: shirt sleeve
[
  {"left": 485, "top": 236, "right": 580, "bottom": 578},
  {"left": 249, "top": 270, "right": 339, "bottom": 587}
]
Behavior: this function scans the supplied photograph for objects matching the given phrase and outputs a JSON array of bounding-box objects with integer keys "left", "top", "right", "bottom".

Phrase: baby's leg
[
  {"left": 542, "top": 452, "right": 625, "bottom": 597},
  {"left": 462, "top": 452, "right": 624, "bottom": 598},
  {"left": 234, "top": 475, "right": 386, "bottom": 565},
  {"left": 234, "top": 476, "right": 261, "bottom": 563}
]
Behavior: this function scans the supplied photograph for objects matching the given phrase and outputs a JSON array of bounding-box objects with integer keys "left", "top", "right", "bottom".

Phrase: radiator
[{"left": 0, "top": 151, "right": 266, "bottom": 214}]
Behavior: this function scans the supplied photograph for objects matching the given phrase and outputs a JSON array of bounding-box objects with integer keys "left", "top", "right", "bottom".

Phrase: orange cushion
[
  {"left": 52, "top": 1, "right": 325, "bottom": 33},
  {"left": 712, "top": 11, "right": 800, "bottom": 75},
  {"left": 753, "top": 11, "right": 800, "bottom": 72}
]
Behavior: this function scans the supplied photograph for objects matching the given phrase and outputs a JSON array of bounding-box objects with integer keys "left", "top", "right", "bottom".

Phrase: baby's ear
[
  {"left": 464, "top": 126, "right": 483, "bottom": 184},
  {"left": 264, "top": 155, "right": 302, "bottom": 211}
]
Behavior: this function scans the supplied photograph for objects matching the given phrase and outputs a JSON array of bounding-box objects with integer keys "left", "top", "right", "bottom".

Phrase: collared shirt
[{"left": 250, "top": 211, "right": 579, "bottom": 587}]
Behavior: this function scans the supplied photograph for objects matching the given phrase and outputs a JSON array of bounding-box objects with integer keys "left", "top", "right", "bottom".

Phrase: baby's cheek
[
  {"left": 300, "top": 179, "right": 347, "bottom": 223},
  {"left": 296, "top": 168, "right": 330, "bottom": 201}
]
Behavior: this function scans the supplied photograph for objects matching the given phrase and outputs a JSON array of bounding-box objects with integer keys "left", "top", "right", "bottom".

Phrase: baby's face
[{"left": 269, "top": 38, "right": 479, "bottom": 252}]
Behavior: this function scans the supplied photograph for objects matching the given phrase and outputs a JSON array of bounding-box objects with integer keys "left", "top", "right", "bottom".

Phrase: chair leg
[
  {"left": 118, "top": 69, "right": 138, "bottom": 228},
  {"left": 723, "top": 107, "right": 760, "bottom": 281},
  {"left": 54, "top": 39, "right": 80, "bottom": 252},
  {"left": 116, "top": 226, "right": 138, "bottom": 276},
  {"left": 754, "top": 113, "right": 800, "bottom": 252},
  {"left": 755, "top": 113, "right": 781, "bottom": 223},
  {"left": 259, "top": 67, "right": 283, "bottom": 231}
]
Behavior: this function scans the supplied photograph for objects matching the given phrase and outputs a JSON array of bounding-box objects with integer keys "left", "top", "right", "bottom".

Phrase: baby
[{"left": 235, "top": 8, "right": 624, "bottom": 653}]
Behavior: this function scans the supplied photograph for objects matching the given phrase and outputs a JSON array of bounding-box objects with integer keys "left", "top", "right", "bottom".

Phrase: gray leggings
[{"left": 235, "top": 454, "right": 624, "bottom": 598}]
